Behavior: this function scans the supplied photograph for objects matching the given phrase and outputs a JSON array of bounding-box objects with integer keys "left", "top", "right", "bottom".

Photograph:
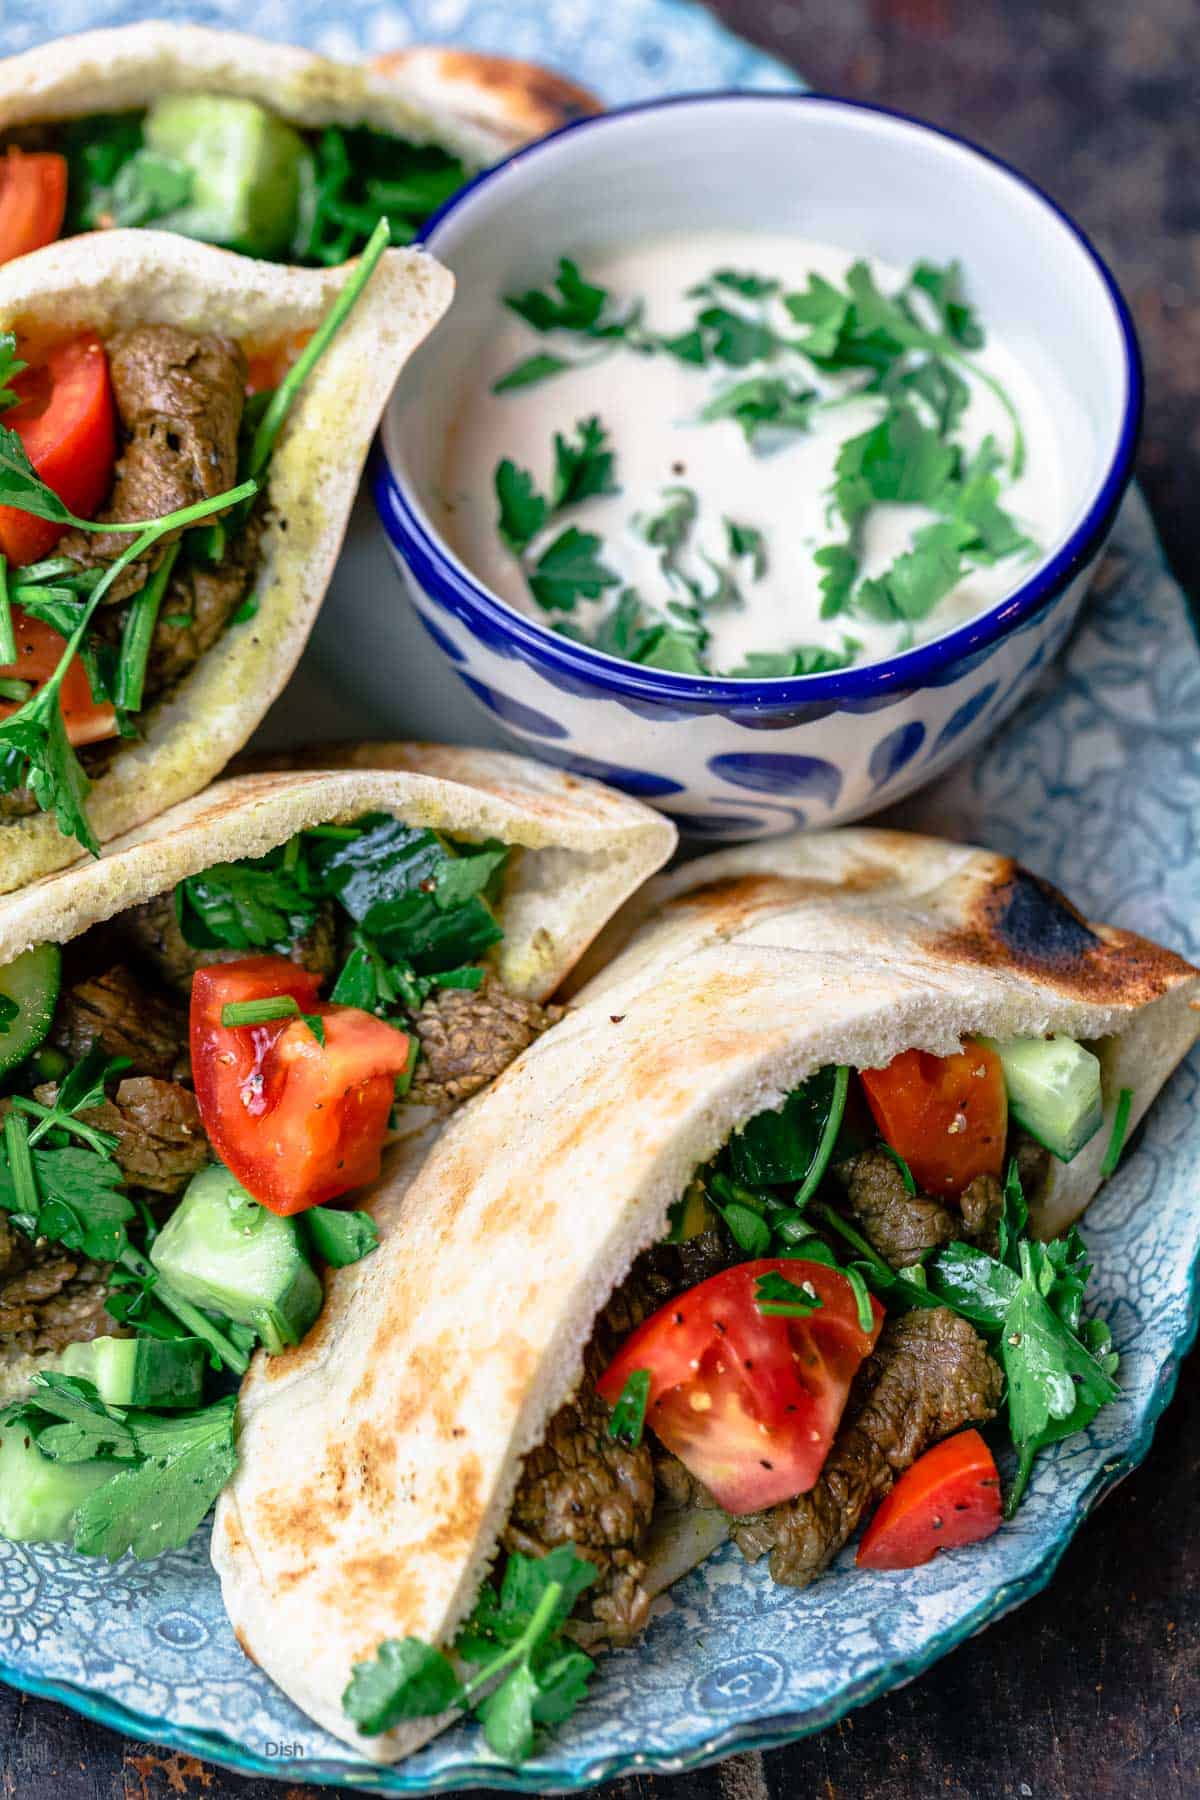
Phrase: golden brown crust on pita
[{"left": 370, "top": 47, "right": 600, "bottom": 140}]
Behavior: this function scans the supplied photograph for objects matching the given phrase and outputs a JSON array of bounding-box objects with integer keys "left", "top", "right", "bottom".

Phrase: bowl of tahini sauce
[{"left": 377, "top": 94, "right": 1140, "bottom": 837}]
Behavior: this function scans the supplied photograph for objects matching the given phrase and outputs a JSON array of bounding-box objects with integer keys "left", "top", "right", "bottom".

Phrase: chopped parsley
[
  {"left": 606, "top": 1368, "right": 651, "bottom": 1446},
  {"left": 344, "top": 1544, "right": 597, "bottom": 1762}
]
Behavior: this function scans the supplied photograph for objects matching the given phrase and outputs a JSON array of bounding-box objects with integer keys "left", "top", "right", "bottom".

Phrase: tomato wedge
[
  {"left": 190, "top": 957, "right": 413, "bottom": 1216},
  {"left": 0, "top": 333, "right": 116, "bottom": 566},
  {"left": 0, "top": 607, "right": 116, "bottom": 745},
  {"left": 856, "top": 1428, "right": 1002, "bottom": 1570},
  {"left": 859, "top": 1040, "right": 1007, "bottom": 1198},
  {"left": 0, "top": 148, "right": 67, "bottom": 265},
  {"left": 597, "top": 1259, "right": 883, "bottom": 1515}
]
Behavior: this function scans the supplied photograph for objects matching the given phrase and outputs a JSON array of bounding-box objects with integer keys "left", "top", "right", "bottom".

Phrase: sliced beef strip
[
  {"left": 50, "top": 964, "right": 190, "bottom": 1083},
  {"left": 834, "top": 1152, "right": 1006, "bottom": 1268},
  {"left": 0, "top": 1232, "right": 119, "bottom": 1354},
  {"left": 408, "top": 975, "right": 564, "bottom": 1108},
  {"left": 501, "top": 1230, "right": 735, "bottom": 1641},
  {"left": 729, "top": 1307, "right": 1003, "bottom": 1587},
  {"left": 35, "top": 1075, "right": 208, "bottom": 1196},
  {"left": 58, "top": 326, "right": 247, "bottom": 603},
  {"left": 142, "top": 506, "right": 264, "bottom": 700},
  {"left": 502, "top": 1340, "right": 657, "bottom": 1643},
  {"left": 119, "top": 888, "right": 337, "bottom": 996}
]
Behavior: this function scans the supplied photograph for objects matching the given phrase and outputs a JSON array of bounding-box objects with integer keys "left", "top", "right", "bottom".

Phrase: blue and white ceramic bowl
[{"left": 375, "top": 92, "right": 1141, "bottom": 839}]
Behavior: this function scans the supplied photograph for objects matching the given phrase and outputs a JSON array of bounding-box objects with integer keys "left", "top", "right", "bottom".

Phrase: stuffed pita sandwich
[
  {"left": 0, "top": 225, "right": 451, "bottom": 890},
  {"left": 212, "top": 827, "right": 1199, "bottom": 1764},
  {"left": 0, "top": 740, "right": 672, "bottom": 1560},
  {"left": 0, "top": 23, "right": 597, "bottom": 267}
]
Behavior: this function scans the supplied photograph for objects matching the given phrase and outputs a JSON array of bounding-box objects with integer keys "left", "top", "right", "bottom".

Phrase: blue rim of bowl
[{"left": 374, "top": 89, "right": 1143, "bottom": 707}]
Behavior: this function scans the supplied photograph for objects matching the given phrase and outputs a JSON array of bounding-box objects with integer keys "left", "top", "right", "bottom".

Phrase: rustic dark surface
[{"left": 8, "top": 0, "right": 1199, "bottom": 1795}]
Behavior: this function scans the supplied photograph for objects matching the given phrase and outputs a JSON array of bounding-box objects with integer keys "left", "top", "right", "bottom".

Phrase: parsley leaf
[
  {"left": 700, "top": 374, "right": 816, "bottom": 444},
  {"left": 755, "top": 1269, "right": 824, "bottom": 1318},
  {"left": 726, "top": 519, "right": 767, "bottom": 580},
  {"left": 908, "top": 259, "right": 984, "bottom": 348},
  {"left": 725, "top": 642, "right": 861, "bottom": 678},
  {"left": 550, "top": 416, "right": 616, "bottom": 512},
  {"left": 528, "top": 526, "right": 619, "bottom": 613},
  {"left": 495, "top": 460, "right": 548, "bottom": 555},
  {"left": 1002, "top": 1239, "right": 1119, "bottom": 1515},
  {"left": 505, "top": 258, "right": 629, "bottom": 339},
  {"left": 855, "top": 519, "right": 973, "bottom": 624},
  {"left": 833, "top": 402, "right": 958, "bottom": 525},
  {"left": 492, "top": 353, "right": 573, "bottom": 394},
  {"left": 0, "top": 1141, "right": 134, "bottom": 1262},
  {"left": 14, "top": 1373, "right": 138, "bottom": 1463},
  {"left": 345, "top": 1545, "right": 597, "bottom": 1762},
  {"left": 606, "top": 1368, "right": 650, "bottom": 1446},
  {"left": 815, "top": 543, "right": 859, "bottom": 620},
  {"left": 176, "top": 855, "right": 319, "bottom": 953},
  {"left": 71, "top": 1395, "right": 238, "bottom": 1560},
  {"left": 696, "top": 306, "right": 778, "bottom": 368}
]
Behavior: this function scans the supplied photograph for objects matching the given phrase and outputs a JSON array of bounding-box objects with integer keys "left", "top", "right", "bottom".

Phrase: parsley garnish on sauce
[{"left": 486, "top": 253, "right": 1038, "bottom": 675}]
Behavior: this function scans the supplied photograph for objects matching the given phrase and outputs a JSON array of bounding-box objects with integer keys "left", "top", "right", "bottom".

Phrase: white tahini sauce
[{"left": 437, "top": 231, "right": 1069, "bottom": 677}]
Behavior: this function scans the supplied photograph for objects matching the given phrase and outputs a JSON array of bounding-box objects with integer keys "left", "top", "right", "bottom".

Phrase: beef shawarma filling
[
  {"left": 493, "top": 1038, "right": 1122, "bottom": 1641},
  {"left": 0, "top": 816, "right": 556, "bottom": 1562},
  {"left": 0, "top": 321, "right": 262, "bottom": 823}
]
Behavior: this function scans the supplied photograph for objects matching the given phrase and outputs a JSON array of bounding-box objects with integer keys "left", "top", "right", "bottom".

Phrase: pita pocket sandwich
[
  {"left": 0, "top": 22, "right": 598, "bottom": 267},
  {"left": 0, "top": 225, "right": 451, "bottom": 890},
  {"left": 0, "top": 741, "right": 673, "bottom": 1564},
  {"left": 213, "top": 827, "right": 1199, "bottom": 1764}
]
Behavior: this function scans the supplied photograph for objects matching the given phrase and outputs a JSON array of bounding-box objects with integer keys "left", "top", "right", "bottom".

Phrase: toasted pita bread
[
  {"left": 0, "top": 233, "right": 452, "bottom": 892},
  {"left": 0, "top": 23, "right": 599, "bottom": 171},
  {"left": 0, "top": 739, "right": 676, "bottom": 1404},
  {"left": 213, "top": 827, "right": 1199, "bottom": 1761}
]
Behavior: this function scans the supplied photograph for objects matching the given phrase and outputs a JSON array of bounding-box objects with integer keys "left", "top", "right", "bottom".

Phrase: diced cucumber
[
  {"left": 0, "top": 1410, "right": 113, "bottom": 1544},
  {"left": 986, "top": 1033, "right": 1104, "bottom": 1163},
  {"left": 150, "top": 1164, "right": 322, "bottom": 1355},
  {"left": 144, "top": 95, "right": 306, "bottom": 258},
  {"left": 0, "top": 942, "right": 61, "bottom": 1078},
  {"left": 57, "top": 1335, "right": 205, "bottom": 1410}
]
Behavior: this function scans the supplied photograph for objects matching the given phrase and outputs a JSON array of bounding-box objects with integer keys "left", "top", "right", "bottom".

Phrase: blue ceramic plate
[{"left": 2, "top": 2, "right": 1199, "bottom": 1790}]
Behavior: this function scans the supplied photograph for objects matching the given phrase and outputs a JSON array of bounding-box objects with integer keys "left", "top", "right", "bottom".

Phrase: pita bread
[
  {"left": 213, "top": 826, "right": 1199, "bottom": 1761},
  {"left": 0, "top": 739, "right": 675, "bottom": 1403},
  {"left": 0, "top": 232, "right": 452, "bottom": 892},
  {"left": 0, "top": 23, "right": 599, "bottom": 172}
]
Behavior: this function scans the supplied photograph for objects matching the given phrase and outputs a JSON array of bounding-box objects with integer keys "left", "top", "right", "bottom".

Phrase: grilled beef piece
[
  {"left": 409, "top": 975, "right": 563, "bottom": 1108},
  {"left": 143, "top": 507, "right": 265, "bottom": 700},
  {"left": 120, "top": 889, "right": 337, "bottom": 995},
  {"left": 36, "top": 1076, "right": 208, "bottom": 1196},
  {"left": 58, "top": 326, "right": 247, "bottom": 602},
  {"left": 502, "top": 1341, "right": 657, "bottom": 1642},
  {"left": 834, "top": 1152, "right": 958, "bottom": 1268},
  {"left": 51, "top": 964, "right": 189, "bottom": 1082},
  {"left": 834, "top": 1153, "right": 1006, "bottom": 1268},
  {"left": 959, "top": 1172, "right": 1004, "bottom": 1256},
  {"left": 502, "top": 1230, "right": 734, "bottom": 1640},
  {"left": 0, "top": 1222, "right": 118, "bottom": 1354},
  {"left": 730, "top": 1308, "right": 1002, "bottom": 1587}
]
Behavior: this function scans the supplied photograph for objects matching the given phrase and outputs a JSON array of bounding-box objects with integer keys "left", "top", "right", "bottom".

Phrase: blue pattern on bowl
[
  {"left": 0, "top": 5, "right": 1196, "bottom": 1795},
  {"left": 707, "top": 752, "right": 843, "bottom": 807},
  {"left": 869, "top": 719, "right": 927, "bottom": 788},
  {"left": 457, "top": 673, "right": 570, "bottom": 739}
]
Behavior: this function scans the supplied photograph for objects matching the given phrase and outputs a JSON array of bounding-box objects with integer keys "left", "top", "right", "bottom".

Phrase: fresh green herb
[
  {"left": 96, "top": 148, "right": 194, "bottom": 228},
  {"left": 725, "top": 642, "right": 861, "bottom": 678},
  {"left": 293, "top": 127, "right": 467, "bottom": 266},
  {"left": 730, "top": 1066, "right": 848, "bottom": 1189},
  {"left": 0, "top": 335, "right": 27, "bottom": 414},
  {"left": 344, "top": 1545, "right": 597, "bottom": 1763},
  {"left": 71, "top": 1393, "right": 238, "bottom": 1560},
  {"left": 699, "top": 374, "right": 816, "bottom": 444},
  {"left": 0, "top": 550, "right": 13, "bottom": 665},
  {"left": 300, "top": 1205, "right": 379, "bottom": 1269},
  {"left": 0, "top": 992, "right": 17, "bottom": 1035},
  {"left": 844, "top": 1264, "right": 876, "bottom": 1334},
  {"left": 0, "top": 678, "right": 32, "bottom": 703},
  {"left": 814, "top": 544, "right": 860, "bottom": 621},
  {"left": 505, "top": 258, "right": 632, "bottom": 341},
  {"left": 496, "top": 461, "right": 547, "bottom": 555},
  {"left": 695, "top": 306, "right": 778, "bottom": 369},
  {"left": 793, "top": 1066, "right": 851, "bottom": 1208},
  {"left": 12, "top": 1372, "right": 138, "bottom": 1462},
  {"left": 1100, "top": 1088, "right": 1134, "bottom": 1178},
  {"left": 878, "top": 1142, "right": 917, "bottom": 1195},
  {"left": 231, "top": 595, "right": 259, "bottom": 626},
  {"left": 1001, "top": 1238, "right": 1120, "bottom": 1515},
  {"left": 528, "top": 527, "right": 619, "bottom": 613},
  {"left": 606, "top": 1368, "right": 651, "bottom": 1446},
  {"left": 726, "top": 520, "right": 767, "bottom": 580},
  {"left": 855, "top": 519, "right": 973, "bottom": 625},
  {"left": 754, "top": 1268, "right": 824, "bottom": 1318},
  {"left": 493, "top": 353, "right": 574, "bottom": 394},
  {"left": 176, "top": 855, "right": 318, "bottom": 954},
  {"left": 550, "top": 416, "right": 616, "bottom": 511},
  {"left": 997, "top": 1156, "right": 1028, "bottom": 1271},
  {"left": 220, "top": 994, "right": 325, "bottom": 1045},
  {"left": 706, "top": 1177, "right": 772, "bottom": 1258},
  {"left": 247, "top": 217, "right": 391, "bottom": 480},
  {"left": 113, "top": 541, "right": 180, "bottom": 714}
]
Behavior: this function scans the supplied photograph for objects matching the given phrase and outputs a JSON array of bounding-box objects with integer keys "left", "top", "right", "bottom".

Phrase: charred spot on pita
[{"left": 989, "top": 866, "right": 1100, "bottom": 965}]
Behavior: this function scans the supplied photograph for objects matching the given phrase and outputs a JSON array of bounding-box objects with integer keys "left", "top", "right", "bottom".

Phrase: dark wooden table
[{"left": 6, "top": 1, "right": 1198, "bottom": 1794}]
